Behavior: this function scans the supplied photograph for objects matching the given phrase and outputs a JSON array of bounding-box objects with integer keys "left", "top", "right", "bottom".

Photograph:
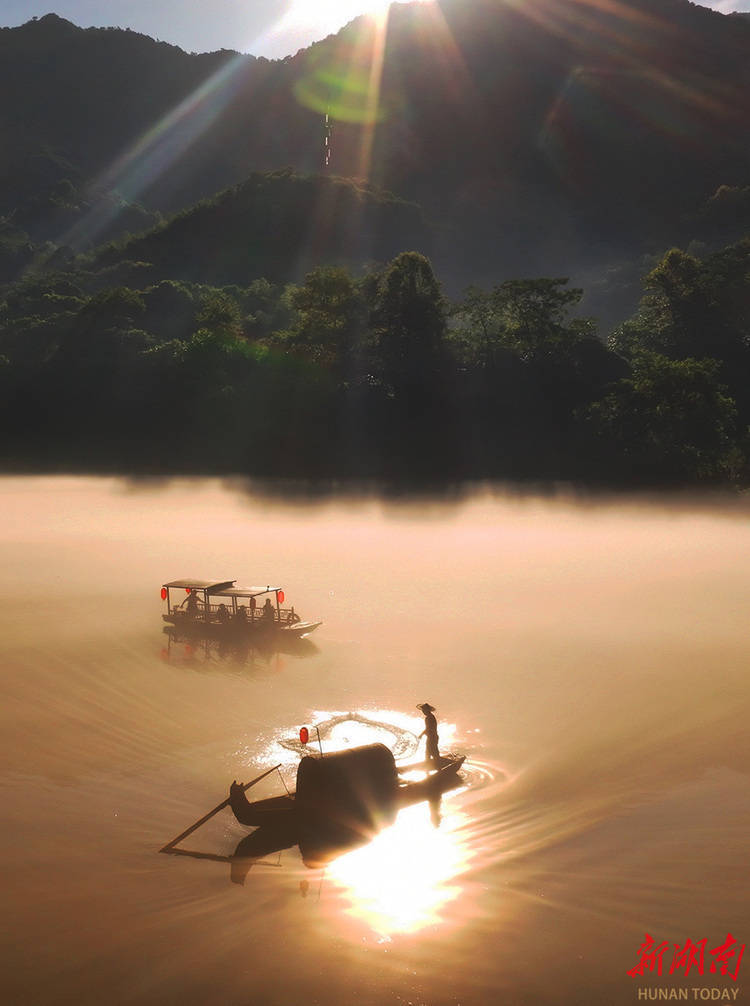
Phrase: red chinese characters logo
[{"left": 627, "top": 933, "right": 745, "bottom": 981}]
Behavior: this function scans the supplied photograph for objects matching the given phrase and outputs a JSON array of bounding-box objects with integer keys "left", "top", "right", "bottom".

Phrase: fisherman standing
[{"left": 417, "top": 702, "right": 440, "bottom": 766}]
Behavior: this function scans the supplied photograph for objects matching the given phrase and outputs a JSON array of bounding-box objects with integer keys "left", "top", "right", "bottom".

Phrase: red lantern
[
  {"left": 299, "top": 727, "right": 309, "bottom": 745},
  {"left": 160, "top": 587, "right": 167, "bottom": 600},
  {"left": 185, "top": 587, "right": 192, "bottom": 594},
  {"left": 278, "top": 590, "right": 285, "bottom": 605}
]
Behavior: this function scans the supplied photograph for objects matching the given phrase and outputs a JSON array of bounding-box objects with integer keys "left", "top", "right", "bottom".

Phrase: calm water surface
[{"left": 2, "top": 477, "right": 748, "bottom": 1005}]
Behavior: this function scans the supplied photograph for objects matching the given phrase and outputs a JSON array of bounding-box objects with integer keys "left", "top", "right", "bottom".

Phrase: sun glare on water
[
  {"left": 326, "top": 803, "right": 472, "bottom": 938},
  {"left": 252, "top": 710, "right": 471, "bottom": 937}
]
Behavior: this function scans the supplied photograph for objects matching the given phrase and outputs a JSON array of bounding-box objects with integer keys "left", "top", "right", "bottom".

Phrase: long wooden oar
[{"left": 159, "top": 763, "right": 281, "bottom": 853}]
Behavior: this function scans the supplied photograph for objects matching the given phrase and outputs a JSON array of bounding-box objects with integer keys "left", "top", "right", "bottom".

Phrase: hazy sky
[{"left": 1, "top": 0, "right": 748, "bottom": 59}]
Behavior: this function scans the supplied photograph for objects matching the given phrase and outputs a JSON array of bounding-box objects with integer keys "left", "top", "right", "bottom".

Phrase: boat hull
[
  {"left": 229, "top": 754, "right": 465, "bottom": 831},
  {"left": 163, "top": 613, "right": 321, "bottom": 639},
  {"left": 229, "top": 789, "right": 296, "bottom": 828}
]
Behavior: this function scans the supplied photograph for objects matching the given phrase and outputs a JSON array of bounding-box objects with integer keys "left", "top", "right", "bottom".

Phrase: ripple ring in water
[{"left": 456, "top": 757, "right": 504, "bottom": 790}]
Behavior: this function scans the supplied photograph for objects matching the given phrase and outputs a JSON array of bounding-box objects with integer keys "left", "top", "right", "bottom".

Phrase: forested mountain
[
  {"left": 2, "top": 3, "right": 750, "bottom": 487},
  {"left": 88, "top": 170, "right": 430, "bottom": 287},
  {"left": 1, "top": 1, "right": 749, "bottom": 288}
]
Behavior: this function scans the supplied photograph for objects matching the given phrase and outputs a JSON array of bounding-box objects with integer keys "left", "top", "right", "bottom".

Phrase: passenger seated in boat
[
  {"left": 217, "top": 603, "right": 229, "bottom": 623},
  {"left": 262, "top": 598, "right": 275, "bottom": 621},
  {"left": 235, "top": 605, "right": 248, "bottom": 623}
]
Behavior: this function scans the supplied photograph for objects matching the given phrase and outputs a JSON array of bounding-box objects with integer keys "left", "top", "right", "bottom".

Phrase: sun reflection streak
[{"left": 325, "top": 801, "right": 473, "bottom": 938}]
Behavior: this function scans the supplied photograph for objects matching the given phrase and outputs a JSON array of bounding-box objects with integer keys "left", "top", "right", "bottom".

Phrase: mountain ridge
[{"left": 1, "top": 0, "right": 748, "bottom": 291}]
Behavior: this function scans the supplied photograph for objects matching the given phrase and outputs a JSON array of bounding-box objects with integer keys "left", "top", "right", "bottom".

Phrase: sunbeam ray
[{"left": 59, "top": 51, "right": 256, "bottom": 250}]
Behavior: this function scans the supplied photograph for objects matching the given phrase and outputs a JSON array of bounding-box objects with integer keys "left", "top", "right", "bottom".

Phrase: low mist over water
[{"left": 2, "top": 477, "right": 748, "bottom": 1005}]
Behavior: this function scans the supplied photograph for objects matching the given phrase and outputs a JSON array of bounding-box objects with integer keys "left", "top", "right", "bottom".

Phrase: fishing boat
[
  {"left": 160, "top": 579, "right": 321, "bottom": 639},
  {"left": 228, "top": 742, "right": 466, "bottom": 866},
  {"left": 160, "top": 726, "right": 465, "bottom": 870}
]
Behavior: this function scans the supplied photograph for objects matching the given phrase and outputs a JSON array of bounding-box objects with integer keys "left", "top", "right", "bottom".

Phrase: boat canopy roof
[
  {"left": 162, "top": 579, "right": 281, "bottom": 597},
  {"left": 163, "top": 579, "right": 235, "bottom": 591},
  {"left": 211, "top": 585, "right": 282, "bottom": 599}
]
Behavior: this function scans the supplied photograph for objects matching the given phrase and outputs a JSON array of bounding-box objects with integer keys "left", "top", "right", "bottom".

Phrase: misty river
[{"left": 2, "top": 477, "right": 748, "bottom": 1005}]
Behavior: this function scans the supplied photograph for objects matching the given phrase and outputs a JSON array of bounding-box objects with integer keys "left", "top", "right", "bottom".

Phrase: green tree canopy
[
  {"left": 373, "top": 251, "right": 447, "bottom": 396},
  {"left": 452, "top": 277, "right": 595, "bottom": 366},
  {"left": 588, "top": 351, "right": 739, "bottom": 482},
  {"left": 283, "top": 265, "right": 366, "bottom": 378},
  {"left": 609, "top": 240, "right": 750, "bottom": 364}
]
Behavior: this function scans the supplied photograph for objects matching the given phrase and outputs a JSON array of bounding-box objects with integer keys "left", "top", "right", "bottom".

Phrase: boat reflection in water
[
  {"left": 160, "top": 625, "right": 318, "bottom": 669},
  {"left": 165, "top": 770, "right": 470, "bottom": 935}
]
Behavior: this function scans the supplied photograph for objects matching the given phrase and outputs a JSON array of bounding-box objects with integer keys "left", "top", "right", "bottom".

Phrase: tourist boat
[{"left": 160, "top": 579, "right": 321, "bottom": 638}]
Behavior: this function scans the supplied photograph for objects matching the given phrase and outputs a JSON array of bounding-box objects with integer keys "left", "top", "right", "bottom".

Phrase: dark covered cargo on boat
[{"left": 296, "top": 743, "right": 399, "bottom": 829}]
